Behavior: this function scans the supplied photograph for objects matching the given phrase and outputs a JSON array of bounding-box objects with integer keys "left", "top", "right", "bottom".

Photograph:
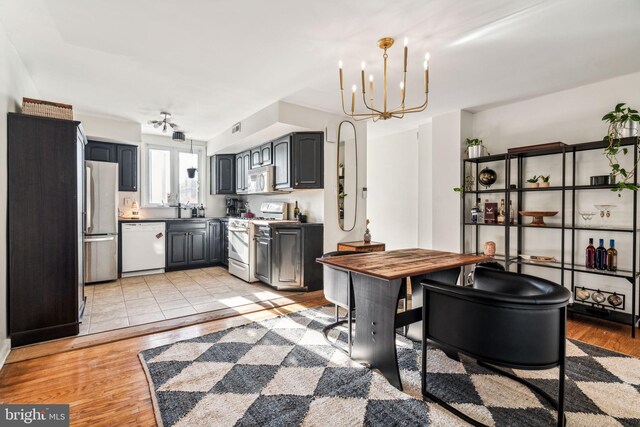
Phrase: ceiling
[{"left": 1, "top": 0, "right": 639, "bottom": 139}]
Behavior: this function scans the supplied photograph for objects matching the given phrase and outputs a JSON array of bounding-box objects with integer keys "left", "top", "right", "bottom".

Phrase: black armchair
[
  {"left": 321, "top": 251, "right": 361, "bottom": 354},
  {"left": 420, "top": 267, "right": 571, "bottom": 427}
]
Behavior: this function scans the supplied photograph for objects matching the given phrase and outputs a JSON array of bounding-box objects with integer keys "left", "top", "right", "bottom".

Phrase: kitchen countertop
[{"left": 118, "top": 217, "right": 230, "bottom": 223}]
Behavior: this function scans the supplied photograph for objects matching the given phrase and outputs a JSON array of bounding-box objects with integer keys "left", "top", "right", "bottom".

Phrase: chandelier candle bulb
[
  {"left": 403, "top": 39, "right": 408, "bottom": 72},
  {"left": 351, "top": 85, "right": 356, "bottom": 113},
  {"left": 361, "top": 69, "right": 366, "bottom": 93},
  {"left": 338, "top": 61, "right": 343, "bottom": 89}
]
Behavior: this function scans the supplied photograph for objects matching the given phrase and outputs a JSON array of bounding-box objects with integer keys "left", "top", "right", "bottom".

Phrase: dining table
[{"left": 317, "top": 248, "right": 489, "bottom": 390}]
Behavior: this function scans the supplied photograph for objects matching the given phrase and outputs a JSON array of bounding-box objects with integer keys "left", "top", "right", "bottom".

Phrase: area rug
[{"left": 139, "top": 307, "right": 640, "bottom": 426}]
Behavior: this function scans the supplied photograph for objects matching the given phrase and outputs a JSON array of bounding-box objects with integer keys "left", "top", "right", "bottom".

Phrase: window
[{"left": 143, "top": 144, "right": 204, "bottom": 207}]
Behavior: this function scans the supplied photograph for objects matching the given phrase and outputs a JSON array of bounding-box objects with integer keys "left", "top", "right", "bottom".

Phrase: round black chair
[
  {"left": 420, "top": 266, "right": 571, "bottom": 427},
  {"left": 321, "top": 251, "right": 361, "bottom": 355}
]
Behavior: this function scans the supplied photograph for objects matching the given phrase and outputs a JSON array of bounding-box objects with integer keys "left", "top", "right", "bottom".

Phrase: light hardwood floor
[{"left": 0, "top": 298, "right": 637, "bottom": 426}]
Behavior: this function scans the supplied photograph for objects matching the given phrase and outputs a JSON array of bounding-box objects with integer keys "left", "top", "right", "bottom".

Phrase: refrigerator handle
[
  {"left": 86, "top": 166, "right": 92, "bottom": 231},
  {"left": 84, "top": 236, "right": 115, "bottom": 243}
]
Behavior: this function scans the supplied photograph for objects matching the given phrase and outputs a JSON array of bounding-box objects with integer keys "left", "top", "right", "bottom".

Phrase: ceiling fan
[{"left": 148, "top": 112, "right": 179, "bottom": 133}]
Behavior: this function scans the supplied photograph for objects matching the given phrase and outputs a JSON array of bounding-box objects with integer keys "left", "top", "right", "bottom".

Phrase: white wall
[
  {"left": 367, "top": 130, "right": 419, "bottom": 249},
  {"left": 417, "top": 122, "right": 433, "bottom": 248},
  {"left": 0, "top": 22, "right": 39, "bottom": 367}
]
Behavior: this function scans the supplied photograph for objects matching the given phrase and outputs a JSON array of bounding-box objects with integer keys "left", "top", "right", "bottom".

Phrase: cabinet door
[
  {"left": 242, "top": 152, "right": 250, "bottom": 190},
  {"left": 221, "top": 221, "right": 229, "bottom": 266},
  {"left": 117, "top": 144, "right": 137, "bottom": 192},
  {"left": 255, "top": 238, "right": 271, "bottom": 284},
  {"left": 86, "top": 141, "right": 117, "bottom": 162},
  {"left": 273, "top": 136, "right": 291, "bottom": 189},
  {"left": 235, "top": 154, "right": 244, "bottom": 192},
  {"left": 211, "top": 155, "right": 235, "bottom": 195},
  {"left": 292, "top": 133, "right": 323, "bottom": 189},
  {"left": 167, "top": 232, "right": 189, "bottom": 268},
  {"left": 260, "top": 142, "right": 272, "bottom": 166},
  {"left": 250, "top": 148, "right": 262, "bottom": 169},
  {"left": 189, "top": 230, "right": 209, "bottom": 265},
  {"left": 208, "top": 220, "right": 221, "bottom": 263},
  {"left": 272, "top": 227, "right": 302, "bottom": 287}
]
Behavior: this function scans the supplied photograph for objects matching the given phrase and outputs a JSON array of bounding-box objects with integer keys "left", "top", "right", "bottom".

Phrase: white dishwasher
[{"left": 122, "top": 222, "right": 166, "bottom": 276}]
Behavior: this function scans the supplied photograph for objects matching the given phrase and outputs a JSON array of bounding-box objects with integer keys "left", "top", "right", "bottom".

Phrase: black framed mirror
[{"left": 337, "top": 120, "right": 358, "bottom": 231}]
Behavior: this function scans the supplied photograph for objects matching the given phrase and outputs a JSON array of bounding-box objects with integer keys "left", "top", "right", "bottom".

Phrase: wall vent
[{"left": 232, "top": 122, "right": 241, "bottom": 134}]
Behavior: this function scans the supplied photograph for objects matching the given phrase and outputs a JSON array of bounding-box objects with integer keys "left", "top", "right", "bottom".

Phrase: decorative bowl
[
  {"left": 519, "top": 211, "right": 559, "bottom": 226},
  {"left": 575, "top": 288, "right": 590, "bottom": 301},
  {"left": 591, "top": 291, "right": 606, "bottom": 304},
  {"left": 607, "top": 294, "right": 623, "bottom": 307}
]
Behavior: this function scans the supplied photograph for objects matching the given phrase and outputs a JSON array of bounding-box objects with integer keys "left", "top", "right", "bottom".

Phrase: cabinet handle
[{"left": 295, "top": 181, "right": 299, "bottom": 186}]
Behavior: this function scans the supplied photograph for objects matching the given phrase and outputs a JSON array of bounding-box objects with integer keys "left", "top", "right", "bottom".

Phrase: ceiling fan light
[{"left": 172, "top": 131, "right": 186, "bottom": 142}]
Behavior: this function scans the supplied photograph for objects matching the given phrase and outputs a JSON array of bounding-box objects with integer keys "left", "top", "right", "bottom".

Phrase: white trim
[
  {"left": 0, "top": 338, "right": 11, "bottom": 371},
  {"left": 142, "top": 143, "right": 205, "bottom": 208}
]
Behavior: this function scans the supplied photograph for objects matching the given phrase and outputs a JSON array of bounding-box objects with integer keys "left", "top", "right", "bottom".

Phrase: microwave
[{"left": 247, "top": 165, "right": 276, "bottom": 194}]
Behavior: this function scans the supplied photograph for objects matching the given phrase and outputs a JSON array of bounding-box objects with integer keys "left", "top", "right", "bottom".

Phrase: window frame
[{"left": 142, "top": 142, "right": 206, "bottom": 208}]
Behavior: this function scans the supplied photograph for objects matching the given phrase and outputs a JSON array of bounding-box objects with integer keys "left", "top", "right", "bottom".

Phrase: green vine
[{"left": 602, "top": 103, "right": 640, "bottom": 193}]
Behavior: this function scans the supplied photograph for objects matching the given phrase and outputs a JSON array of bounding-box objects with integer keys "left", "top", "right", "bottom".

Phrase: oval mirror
[{"left": 337, "top": 120, "right": 358, "bottom": 231}]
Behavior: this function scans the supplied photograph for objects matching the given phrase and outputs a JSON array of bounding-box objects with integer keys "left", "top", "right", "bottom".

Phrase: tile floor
[{"left": 82, "top": 267, "right": 294, "bottom": 335}]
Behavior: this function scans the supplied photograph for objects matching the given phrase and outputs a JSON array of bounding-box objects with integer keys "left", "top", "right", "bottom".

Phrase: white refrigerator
[{"left": 84, "top": 160, "right": 119, "bottom": 283}]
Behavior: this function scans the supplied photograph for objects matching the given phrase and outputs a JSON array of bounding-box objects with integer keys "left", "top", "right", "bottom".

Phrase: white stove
[{"left": 227, "top": 202, "right": 298, "bottom": 282}]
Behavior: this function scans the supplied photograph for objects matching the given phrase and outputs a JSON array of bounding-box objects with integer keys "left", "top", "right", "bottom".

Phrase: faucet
[{"left": 177, "top": 202, "right": 190, "bottom": 219}]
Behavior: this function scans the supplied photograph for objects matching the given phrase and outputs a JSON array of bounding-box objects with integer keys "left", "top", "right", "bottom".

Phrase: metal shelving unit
[{"left": 461, "top": 137, "right": 639, "bottom": 337}]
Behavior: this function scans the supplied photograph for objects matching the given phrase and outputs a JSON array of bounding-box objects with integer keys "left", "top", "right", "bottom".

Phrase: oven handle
[{"left": 228, "top": 227, "right": 249, "bottom": 233}]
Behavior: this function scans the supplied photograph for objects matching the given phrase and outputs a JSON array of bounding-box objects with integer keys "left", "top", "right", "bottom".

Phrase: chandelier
[{"left": 338, "top": 37, "right": 430, "bottom": 121}]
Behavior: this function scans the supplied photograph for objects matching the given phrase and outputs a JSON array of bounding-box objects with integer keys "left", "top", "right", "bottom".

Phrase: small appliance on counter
[{"left": 226, "top": 197, "right": 242, "bottom": 217}]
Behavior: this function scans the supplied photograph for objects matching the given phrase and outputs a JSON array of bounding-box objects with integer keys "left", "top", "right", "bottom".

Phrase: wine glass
[
  {"left": 593, "top": 205, "right": 617, "bottom": 226},
  {"left": 579, "top": 211, "right": 595, "bottom": 227}
]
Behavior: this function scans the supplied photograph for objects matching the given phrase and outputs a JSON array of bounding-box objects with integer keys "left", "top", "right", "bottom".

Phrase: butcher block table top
[{"left": 317, "top": 248, "right": 489, "bottom": 281}]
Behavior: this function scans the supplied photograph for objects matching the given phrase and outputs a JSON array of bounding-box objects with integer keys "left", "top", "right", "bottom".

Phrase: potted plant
[
  {"left": 539, "top": 175, "right": 550, "bottom": 188},
  {"left": 466, "top": 138, "right": 485, "bottom": 159},
  {"left": 602, "top": 103, "right": 640, "bottom": 193},
  {"left": 527, "top": 175, "right": 540, "bottom": 188}
]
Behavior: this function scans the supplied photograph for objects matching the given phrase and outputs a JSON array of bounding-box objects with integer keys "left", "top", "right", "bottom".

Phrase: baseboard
[{"left": 0, "top": 338, "right": 11, "bottom": 371}]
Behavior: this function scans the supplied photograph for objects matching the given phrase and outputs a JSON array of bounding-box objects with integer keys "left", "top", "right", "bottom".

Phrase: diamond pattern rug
[{"left": 139, "top": 307, "right": 640, "bottom": 426}]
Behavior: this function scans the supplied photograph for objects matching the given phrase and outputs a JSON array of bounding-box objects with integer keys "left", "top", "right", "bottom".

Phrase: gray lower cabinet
[
  {"left": 220, "top": 220, "right": 229, "bottom": 266},
  {"left": 166, "top": 221, "right": 211, "bottom": 270},
  {"left": 208, "top": 220, "right": 222, "bottom": 263},
  {"left": 259, "top": 224, "right": 324, "bottom": 291},
  {"left": 273, "top": 227, "right": 302, "bottom": 288}
]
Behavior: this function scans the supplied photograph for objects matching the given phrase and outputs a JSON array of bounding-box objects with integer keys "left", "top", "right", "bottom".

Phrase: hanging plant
[{"left": 602, "top": 103, "right": 640, "bottom": 193}]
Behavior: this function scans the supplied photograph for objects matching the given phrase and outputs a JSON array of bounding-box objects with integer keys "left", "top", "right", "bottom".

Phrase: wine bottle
[
  {"left": 509, "top": 200, "right": 515, "bottom": 224},
  {"left": 585, "top": 238, "right": 595, "bottom": 269},
  {"left": 595, "top": 238, "right": 607, "bottom": 270},
  {"left": 294, "top": 201, "right": 300, "bottom": 218},
  {"left": 606, "top": 239, "right": 618, "bottom": 272},
  {"left": 497, "top": 199, "right": 505, "bottom": 224}
]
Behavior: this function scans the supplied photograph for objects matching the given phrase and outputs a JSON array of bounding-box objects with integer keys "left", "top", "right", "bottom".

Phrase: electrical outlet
[{"left": 124, "top": 197, "right": 132, "bottom": 206}]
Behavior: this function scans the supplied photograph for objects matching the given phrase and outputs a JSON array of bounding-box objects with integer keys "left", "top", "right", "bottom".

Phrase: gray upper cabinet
[
  {"left": 210, "top": 154, "right": 235, "bottom": 195},
  {"left": 235, "top": 151, "right": 250, "bottom": 193},
  {"left": 117, "top": 144, "right": 137, "bottom": 192},
  {"left": 86, "top": 140, "right": 137, "bottom": 192},
  {"left": 86, "top": 140, "right": 116, "bottom": 162},
  {"left": 274, "top": 132, "right": 324, "bottom": 190},
  {"left": 250, "top": 142, "right": 272, "bottom": 168}
]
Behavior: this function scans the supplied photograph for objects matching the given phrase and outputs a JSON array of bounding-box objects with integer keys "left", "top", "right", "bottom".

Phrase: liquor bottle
[
  {"left": 509, "top": 200, "right": 515, "bottom": 224},
  {"left": 606, "top": 239, "right": 618, "bottom": 272},
  {"left": 497, "top": 199, "right": 506, "bottom": 224},
  {"left": 471, "top": 199, "right": 479, "bottom": 223},
  {"left": 294, "top": 201, "right": 300, "bottom": 218},
  {"left": 585, "top": 238, "right": 595, "bottom": 269},
  {"left": 595, "top": 238, "right": 607, "bottom": 270}
]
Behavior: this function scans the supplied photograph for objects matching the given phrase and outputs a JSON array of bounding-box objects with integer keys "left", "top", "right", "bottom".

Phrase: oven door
[{"left": 228, "top": 226, "right": 250, "bottom": 264}]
